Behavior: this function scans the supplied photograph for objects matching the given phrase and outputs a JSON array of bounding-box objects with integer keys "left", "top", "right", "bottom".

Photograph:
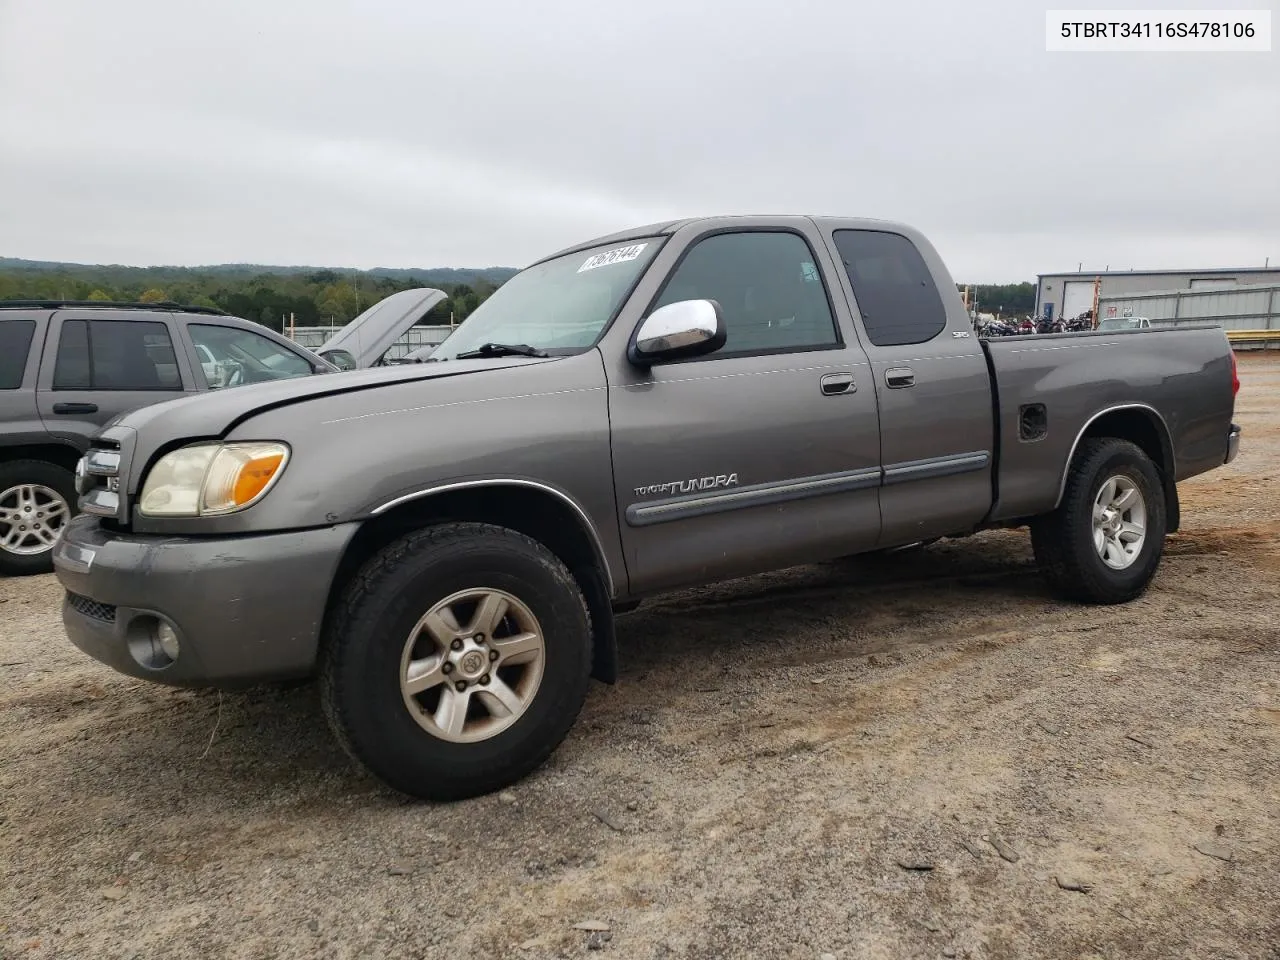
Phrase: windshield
[{"left": 431, "top": 237, "right": 664, "bottom": 361}]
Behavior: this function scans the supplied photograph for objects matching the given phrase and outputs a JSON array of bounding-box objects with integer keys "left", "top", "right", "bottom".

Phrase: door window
[
  {"left": 832, "top": 230, "right": 948, "bottom": 347},
  {"left": 188, "top": 324, "right": 314, "bottom": 388},
  {"left": 651, "top": 231, "right": 839, "bottom": 357},
  {"left": 0, "top": 320, "right": 36, "bottom": 389},
  {"left": 52, "top": 319, "right": 182, "bottom": 390}
]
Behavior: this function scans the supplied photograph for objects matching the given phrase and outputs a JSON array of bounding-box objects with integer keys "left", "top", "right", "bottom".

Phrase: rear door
[
  {"left": 824, "top": 227, "right": 994, "bottom": 547},
  {"left": 35, "top": 312, "right": 193, "bottom": 447}
]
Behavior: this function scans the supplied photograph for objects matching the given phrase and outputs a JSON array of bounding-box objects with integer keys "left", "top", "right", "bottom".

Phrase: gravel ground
[{"left": 2, "top": 356, "right": 1279, "bottom": 960}]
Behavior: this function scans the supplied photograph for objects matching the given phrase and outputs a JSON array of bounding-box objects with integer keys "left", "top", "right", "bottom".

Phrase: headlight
[{"left": 139, "top": 442, "right": 290, "bottom": 517}]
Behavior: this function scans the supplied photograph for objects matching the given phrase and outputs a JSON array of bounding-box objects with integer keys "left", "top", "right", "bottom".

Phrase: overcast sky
[{"left": 1, "top": 0, "right": 1276, "bottom": 282}]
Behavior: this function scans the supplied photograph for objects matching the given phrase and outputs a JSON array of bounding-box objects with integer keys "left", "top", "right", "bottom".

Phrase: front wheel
[
  {"left": 1031, "top": 438, "right": 1167, "bottom": 604},
  {"left": 320, "top": 522, "right": 593, "bottom": 801},
  {"left": 0, "top": 460, "right": 77, "bottom": 576}
]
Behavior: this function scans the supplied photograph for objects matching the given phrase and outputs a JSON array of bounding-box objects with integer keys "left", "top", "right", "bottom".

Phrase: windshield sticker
[{"left": 578, "top": 243, "right": 648, "bottom": 273}]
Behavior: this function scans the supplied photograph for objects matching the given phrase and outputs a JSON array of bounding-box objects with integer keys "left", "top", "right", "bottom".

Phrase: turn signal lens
[
  {"left": 200, "top": 443, "right": 289, "bottom": 514},
  {"left": 139, "top": 441, "right": 290, "bottom": 517}
]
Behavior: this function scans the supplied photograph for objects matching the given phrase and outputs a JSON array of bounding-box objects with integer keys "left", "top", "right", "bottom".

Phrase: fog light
[
  {"left": 157, "top": 621, "right": 180, "bottom": 662},
  {"left": 126, "top": 616, "right": 181, "bottom": 670}
]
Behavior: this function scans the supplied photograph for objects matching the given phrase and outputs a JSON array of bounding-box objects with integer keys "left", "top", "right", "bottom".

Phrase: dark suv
[{"left": 0, "top": 300, "right": 337, "bottom": 574}]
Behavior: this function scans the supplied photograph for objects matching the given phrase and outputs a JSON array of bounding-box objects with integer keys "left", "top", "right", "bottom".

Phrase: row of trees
[{"left": 0, "top": 262, "right": 515, "bottom": 332}]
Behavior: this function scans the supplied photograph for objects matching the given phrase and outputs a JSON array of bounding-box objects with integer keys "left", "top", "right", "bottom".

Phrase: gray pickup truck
[{"left": 52, "top": 216, "right": 1241, "bottom": 801}]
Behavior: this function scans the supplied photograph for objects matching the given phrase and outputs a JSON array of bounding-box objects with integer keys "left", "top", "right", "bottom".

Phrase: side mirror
[
  {"left": 628, "top": 299, "right": 726, "bottom": 366},
  {"left": 319, "top": 348, "right": 358, "bottom": 371}
]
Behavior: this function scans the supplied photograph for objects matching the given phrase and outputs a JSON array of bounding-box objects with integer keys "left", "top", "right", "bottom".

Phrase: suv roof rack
[{"left": 0, "top": 299, "right": 228, "bottom": 316}]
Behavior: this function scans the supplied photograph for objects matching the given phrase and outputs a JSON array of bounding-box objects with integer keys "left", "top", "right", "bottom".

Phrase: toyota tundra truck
[{"left": 51, "top": 216, "right": 1242, "bottom": 801}]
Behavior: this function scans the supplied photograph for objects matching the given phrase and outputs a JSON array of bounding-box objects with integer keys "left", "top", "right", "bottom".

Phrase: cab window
[
  {"left": 832, "top": 230, "right": 947, "bottom": 347},
  {"left": 651, "top": 231, "right": 839, "bottom": 357},
  {"left": 188, "top": 324, "right": 314, "bottom": 388}
]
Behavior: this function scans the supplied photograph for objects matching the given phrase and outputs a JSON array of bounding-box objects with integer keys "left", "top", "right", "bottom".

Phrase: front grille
[
  {"left": 77, "top": 435, "right": 128, "bottom": 521},
  {"left": 67, "top": 592, "right": 117, "bottom": 623}
]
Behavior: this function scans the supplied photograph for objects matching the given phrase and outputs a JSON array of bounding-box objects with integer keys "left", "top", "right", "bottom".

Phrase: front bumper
[
  {"left": 52, "top": 515, "right": 358, "bottom": 688},
  {"left": 1226, "top": 423, "right": 1242, "bottom": 464}
]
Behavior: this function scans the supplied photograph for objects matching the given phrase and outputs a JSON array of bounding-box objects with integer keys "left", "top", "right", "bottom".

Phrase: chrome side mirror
[{"left": 628, "top": 299, "right": 726, "bottom": 366}]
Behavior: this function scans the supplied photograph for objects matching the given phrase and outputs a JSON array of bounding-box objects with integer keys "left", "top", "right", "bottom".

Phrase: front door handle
[
  {"left": 52, "top": 402, "right": 99, "bottom": 415},
  {"left": 885, "top": 367, "right": 915, "bottom": 389},
  {"left": 820, "top": 372, "right": 856, "bottom": 396}
]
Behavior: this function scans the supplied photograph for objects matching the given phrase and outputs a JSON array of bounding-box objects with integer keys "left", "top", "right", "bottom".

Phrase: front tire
[
  {"left": 0, "top": 460, "right": 77, "bottom": 576},
  {"left": 320, "top": 522, "right": 593, "bottom": 801},
  {"left": 1031, "top": 438, "right": 1166, "bottom": 604}
]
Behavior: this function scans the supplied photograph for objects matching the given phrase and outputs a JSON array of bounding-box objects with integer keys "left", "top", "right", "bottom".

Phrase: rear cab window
[
  {"left": 831, "top": 230, "right": 948, "bottom": 347},
  {"left": 0, "top": 319, "right": 37, "bottom": 389}
]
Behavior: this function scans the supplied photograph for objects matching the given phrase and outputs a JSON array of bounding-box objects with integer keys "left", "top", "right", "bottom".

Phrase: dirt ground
[{"left": 3, "top": 356, "right": 1279, "bottom": 960}]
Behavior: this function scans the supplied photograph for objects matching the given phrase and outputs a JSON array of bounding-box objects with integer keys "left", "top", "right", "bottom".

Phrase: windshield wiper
[{"left": 453, "top": 342, "right": 548, "bottom": 360}]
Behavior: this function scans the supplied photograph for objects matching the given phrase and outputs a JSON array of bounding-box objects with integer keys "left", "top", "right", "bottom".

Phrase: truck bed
[{"left": 982, "top": 323, "right": 1236, "bottom": 525}]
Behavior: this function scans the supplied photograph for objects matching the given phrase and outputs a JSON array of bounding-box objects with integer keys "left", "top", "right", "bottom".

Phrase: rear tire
[
  {"left": 320, "top": 522, "right": 593, "bottom": 801},
  {"left": 0, "top": 460, "right": 77, "bottom": 577},
  {"left": 1031, "top": 438, "right": 1166, "bottom": 604}
]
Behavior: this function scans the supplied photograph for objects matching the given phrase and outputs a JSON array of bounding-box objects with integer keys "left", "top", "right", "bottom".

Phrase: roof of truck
[{"left": 534, "top": 215, "right": 916, "bottom": 266}]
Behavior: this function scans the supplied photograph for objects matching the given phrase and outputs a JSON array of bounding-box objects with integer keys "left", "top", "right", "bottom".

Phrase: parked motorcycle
[{"left": 978, "top": 318, "right": 1018, "bottom": 337}]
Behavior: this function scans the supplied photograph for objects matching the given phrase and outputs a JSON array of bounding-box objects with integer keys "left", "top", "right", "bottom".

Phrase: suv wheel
[
  {"left": 1031, "top": 438, "right": 1167, "bottom": 604},
  {"left": 0, "top": 460, "right": 77, "bottom": 576},
  {"left": 320, "top": 522, "right": 593, "bottom": 801}
]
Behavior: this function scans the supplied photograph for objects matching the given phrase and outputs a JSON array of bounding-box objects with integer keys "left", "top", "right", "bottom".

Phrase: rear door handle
[
  {"left": 52, "top": 402, "right": 99, "bottom": 415},
  {"left": 885, "top": 367, "right": 915, "bottom": 389},
  {"left": 820, "top": 372, "right": 856, "bottom": 396}
]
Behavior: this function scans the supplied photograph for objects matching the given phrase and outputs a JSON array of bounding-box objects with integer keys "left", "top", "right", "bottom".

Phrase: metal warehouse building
[{"left": 1036, "top": 266, "right": 1280, "bottom": 322}]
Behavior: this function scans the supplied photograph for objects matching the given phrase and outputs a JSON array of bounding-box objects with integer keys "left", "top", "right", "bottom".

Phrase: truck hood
[
  {"left": 318, "top": 287, "right": 448, "bottom": 367},
  {"left": 106, "top": 355, "right": 554, "bottom": 447}
]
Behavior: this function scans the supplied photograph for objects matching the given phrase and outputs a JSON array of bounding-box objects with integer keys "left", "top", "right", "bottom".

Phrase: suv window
[
  {"left": 53, "top": 319, "right": 183, "bottom": 390},
  {"left": 651, "top": 231, "right": 838, "bottom": 356},
  {"left": 0, "top": 320, "right": 36, "bottom": 389},
  {"left": 189, "top": 323, "right": 314, "bottom": 388},
  {"left": 832, "top": 230, "right": 947, "bottom": 347}
]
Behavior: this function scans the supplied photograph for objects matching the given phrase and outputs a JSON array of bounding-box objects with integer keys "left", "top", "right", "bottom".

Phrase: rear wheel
[
  {"left": 320, "top": 522, "right": 593, "bottom": 801},
  {"left": 1031, "top": 438, "right": 1166, "bottom": 604},
  {"left": 0, "top": 460, "right": 77, "bottom": 576}
]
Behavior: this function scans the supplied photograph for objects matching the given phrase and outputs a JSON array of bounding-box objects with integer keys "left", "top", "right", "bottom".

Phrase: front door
[
  {"left": 36, "top": 313, "right": 193, "bottom": 448},
  {"left": 607, "top": 225, "right": 882, "bottom": 595}
]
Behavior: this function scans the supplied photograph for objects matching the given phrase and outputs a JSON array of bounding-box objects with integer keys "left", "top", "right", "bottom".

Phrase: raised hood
[{"left": 318, "top": 288, "right": 448, "bottom": 368}]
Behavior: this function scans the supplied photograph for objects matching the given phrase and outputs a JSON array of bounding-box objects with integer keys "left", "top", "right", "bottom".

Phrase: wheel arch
[
  {"left": 1055, "top": 404, "right": 1179, "bottom": 532},
  {"left": 326, "top": 480, "right": 619, "bottom": 683},
  {"left": 0, "top": 441, "right": 83, "bottom": 474}
]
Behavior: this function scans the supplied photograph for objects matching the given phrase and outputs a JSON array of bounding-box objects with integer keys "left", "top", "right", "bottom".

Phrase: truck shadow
[{"left": 615, "top": 530, "right": 1045, "bottom": 676}]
